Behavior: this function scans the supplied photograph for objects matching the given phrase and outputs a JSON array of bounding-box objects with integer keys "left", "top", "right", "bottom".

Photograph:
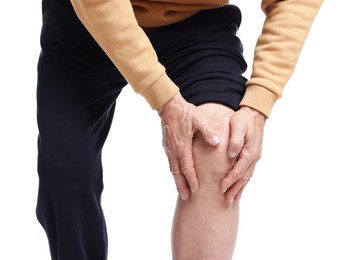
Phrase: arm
[
  {"left": 70, "top": 0, "right": 221, "bottom": 200},
  {"left": 70, "top": 0, "right": 179, "bottom": 109},
  {"left": 240, "top": 0, "right": 324, "bottom": 117},
  {"left": 222, "top": 0, "right": 323, "bottom": 201}
]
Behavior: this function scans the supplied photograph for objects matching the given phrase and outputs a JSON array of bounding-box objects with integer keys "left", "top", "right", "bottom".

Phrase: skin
[
  {"left": 158, "top": 93, "right": 265, "bottom": 202},
  {"left": 159, "top": 94, "right": 265, "bottom": 259},
  {"left": 171, "top": 103, "right": 239, "bottom": 260}
]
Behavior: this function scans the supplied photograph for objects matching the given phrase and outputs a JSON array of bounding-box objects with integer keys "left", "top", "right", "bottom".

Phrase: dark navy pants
[{"left": 36, "top": 2, "right": 247, "bottom": 259}]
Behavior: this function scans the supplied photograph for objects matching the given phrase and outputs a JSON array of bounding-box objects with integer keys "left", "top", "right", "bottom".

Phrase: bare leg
[{"left": 172, "top": 103, "right": 239, "bottom": 260}]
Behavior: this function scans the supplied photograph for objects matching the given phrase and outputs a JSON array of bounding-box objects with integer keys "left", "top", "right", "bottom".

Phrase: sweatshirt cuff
[
  {"left": 139, "top": 73, "right": 180, "bottom": 110},
  {"left": 239, "top": 84, "right": 279, "bottom": 118}
]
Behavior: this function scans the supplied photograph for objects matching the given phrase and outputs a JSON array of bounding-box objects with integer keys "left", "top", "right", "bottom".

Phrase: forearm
[
  {"left": 70, "top": 0, "right": 179, "bottom": 109},
  {"left": 240, "top": 0, "right": 324, "bottom": 117}
]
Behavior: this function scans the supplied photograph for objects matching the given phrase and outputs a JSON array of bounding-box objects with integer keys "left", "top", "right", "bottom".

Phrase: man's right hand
[{"left": 158, "top": 93, "right": 221, "bottom": 200}]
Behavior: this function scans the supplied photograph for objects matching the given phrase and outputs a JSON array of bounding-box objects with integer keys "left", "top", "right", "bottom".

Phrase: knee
[
  {"left": 193, "top": 132, "right": 234, "bottom": 182},
  {"left": 192, "top": 103, "right": 236, "bottom": 188}
]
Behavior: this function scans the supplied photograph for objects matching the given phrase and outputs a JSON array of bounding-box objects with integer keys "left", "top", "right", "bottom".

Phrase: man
[{"left": 36, "top": 0, "right": 323, "bottom": 259}]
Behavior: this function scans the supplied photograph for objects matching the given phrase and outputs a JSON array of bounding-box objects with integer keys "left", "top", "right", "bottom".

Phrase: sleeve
[
  {"left": 70, "top": 0, "right": 179, "bottom": 109},
  {"left": 239, "top": 0, "right": 323, "bottom": 117}
]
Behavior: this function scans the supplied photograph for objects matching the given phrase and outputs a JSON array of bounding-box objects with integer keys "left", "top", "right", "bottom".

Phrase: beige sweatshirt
[{"left": 70, "top": 0, "right": 323, "bottom": 117}]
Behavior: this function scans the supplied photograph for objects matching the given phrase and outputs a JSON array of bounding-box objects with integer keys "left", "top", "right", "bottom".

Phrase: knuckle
[
  {"left": 173, "top": 141, "right": 184, "bottom": 156},
  {"left": 193, "top": 114, "right": 203, "bottom": 124},
  {"left": 255, "top": 153, "right": 261, "bottom": 161},
  {"left": 230, "top": 139, "right": 243, "bottom": 150},
  {"left": 239, "top": 147, "right": 253, "bottom": 162},
  {"left": 168, "top": 160, "right": 176, "bottom": 172},
  {"left": 243, "top": 153, "right": 252, "bottom": 162},
  {"left": 231, "top": 168, "right": 244, "bottom": 181},
  {"left": 246, "top": 146, "right": 262, "bottom": 161},
  {"left": 180, "top": 166, "right": 193, "bottom": 176},
  {"left": 171, "top": 170, "right": 181, "bottom": 177},
  {"left": 241, "top": 176, "right": 250, "bottom": 184},
  {"left": 162, "top": 139, "right": 171, "bottom": 151},
  {"left": 251, "top": 146, "right": 262, "bottom": 159},
  {"left": 162, "top": 142, "right": 169, "bottom": 152},
  {"left": 235, "top": 170, "right": 245, "bottom": 180}
]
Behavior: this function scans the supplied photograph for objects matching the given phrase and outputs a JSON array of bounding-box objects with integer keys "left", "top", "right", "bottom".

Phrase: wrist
[
  {"left": 157, "top": 92, "right": 184, "bottom": 116},
  {"left": 240, "top": 106, "right": 267, "bottom": 123}
]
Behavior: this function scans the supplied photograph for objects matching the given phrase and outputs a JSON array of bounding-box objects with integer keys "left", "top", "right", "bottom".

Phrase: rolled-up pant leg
[{"left": 36, "top": 54, "right": 126, "bottom": 260}]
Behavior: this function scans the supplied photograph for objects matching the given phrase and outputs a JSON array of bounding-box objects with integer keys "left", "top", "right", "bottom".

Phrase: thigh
[
  {"left": 36, "top": 56, "right": 126, "bottom": 182},
  {"left": 37, "top": 56, "right": 126, "bottom": 126},
  {"left": 148, "top": 5, "right": 247, "bottom": 111}
]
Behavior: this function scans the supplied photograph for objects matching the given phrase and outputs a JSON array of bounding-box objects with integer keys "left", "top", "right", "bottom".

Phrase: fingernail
[
  {"left": 229, "top": 197, "right": 234, "bottom": 204},
  {"left": 210, "top": 136, "right": 220, "bottom": 145},
  {"left": 228, "top": 149, "right": 237, "bottom": 158}
]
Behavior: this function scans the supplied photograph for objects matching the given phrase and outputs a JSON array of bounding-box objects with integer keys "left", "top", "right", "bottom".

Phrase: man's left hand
[{"left": 221, "top": 106, "right": 266, "bottom": 203}]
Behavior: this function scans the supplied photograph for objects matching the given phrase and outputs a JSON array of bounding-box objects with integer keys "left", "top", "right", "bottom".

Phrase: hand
[
  {"left": 220, "top": 106, "right": 266, "bottom": 203},
  {"left": 158, "top": 93, "right": 221, "bottom": 201}
]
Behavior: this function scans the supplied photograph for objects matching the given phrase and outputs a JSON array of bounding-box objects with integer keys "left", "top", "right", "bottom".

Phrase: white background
[{"left": 1, "top": 0, "right": 354, "bottom": 259}]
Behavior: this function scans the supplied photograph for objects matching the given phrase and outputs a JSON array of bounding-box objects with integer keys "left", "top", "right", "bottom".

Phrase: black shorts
[
  {"left": 39, "top": 4, "right": 246, "bottom": 111},
  {"left": 148, "top": 4, "right": 247, "bottom": 110}
]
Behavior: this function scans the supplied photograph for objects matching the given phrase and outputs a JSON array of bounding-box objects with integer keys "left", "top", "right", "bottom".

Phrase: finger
[
  {"left": 220, "top": 150, "right": 251, "bottom": 193},
  {"left": 170, "top": 154, "right": 191, "bottom": 200},
  {"left": 228, "top": 117, "right": 247, "bottom": 158},
  {"left": 172, "top": 169, "right": 191, "bottom": 201},
  {"left": 192, "top": 113, "right": 220, "bottom": 146},
  {"left": 179, "top": 145, "right": 199, "bottom": 194},
  {"left": 163, "top": 126, "right": 191, "bottom": 200},
  {"left": 225, "top": 165, "right": 255, "bottom": 203},
  {"left": 234, "top": 183, "right": 247, "bottom": 202},
  {"left": 165, "top": 124, "right": 199, "bottom": 194}
]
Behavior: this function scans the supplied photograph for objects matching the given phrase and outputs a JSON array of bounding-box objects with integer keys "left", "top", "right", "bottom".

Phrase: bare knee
[
  {"left": 193, "top": 133, "right": 234, "bottom": 182},
  {"left": 192, "top": 104, "right": 236, "bottom": 194}
]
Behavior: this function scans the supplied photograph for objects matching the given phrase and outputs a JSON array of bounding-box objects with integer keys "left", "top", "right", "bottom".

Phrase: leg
[
  {"left": 172, "top": 103, "right": 239, "bottom": 260},
  {"left": 36, "top": 56, "right": 125, "bottom": 260},
  {"left": 147, "top": 5, "right": 246, "bottom": 259}
]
